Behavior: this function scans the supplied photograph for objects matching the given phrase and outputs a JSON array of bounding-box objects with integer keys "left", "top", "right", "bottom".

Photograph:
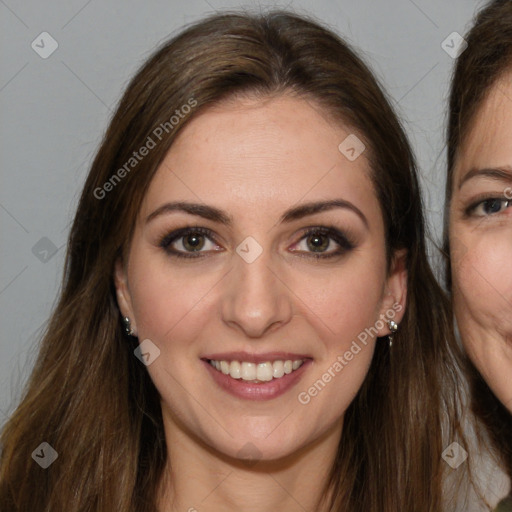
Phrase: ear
[
  {"left": 114, "top": 257, "right": 137, "bottom": 335},
  {"left": 376, "top": 248, "right": 408, "bottom": 336}
]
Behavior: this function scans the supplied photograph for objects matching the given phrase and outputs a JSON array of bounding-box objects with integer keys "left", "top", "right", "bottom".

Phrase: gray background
[{"left": 0, "top": 0, "right": 482, "bottom": 429}]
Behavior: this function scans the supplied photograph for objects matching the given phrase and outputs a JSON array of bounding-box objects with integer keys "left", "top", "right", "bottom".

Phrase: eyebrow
[
  {"left": 145, "top": 199, "right": 369, "bottom": 228},
  {"left": 458, "top": 167, "right": 512, "bottom": 190}
]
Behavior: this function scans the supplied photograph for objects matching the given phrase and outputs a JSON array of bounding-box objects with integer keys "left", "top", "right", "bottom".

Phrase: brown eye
[
  {"left": 306, "top": 233, "right": 330, "bottom": 252},
  {"left": 290, "top": 227, "right": 355, "bottom": 259},
  {"left": 159, "top": 227, "right": 223, "bottom": 258},
  {"left": 182, "top": 233, "right": 206, "bottom": 251}
]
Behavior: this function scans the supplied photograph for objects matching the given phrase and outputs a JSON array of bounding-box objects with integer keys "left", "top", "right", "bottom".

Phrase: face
[
  {"left": 115, "top": 94, "right": 407, "bottom": 462},
  {"left": 450, "top": 75, "right": 512, "bottom": 413}
]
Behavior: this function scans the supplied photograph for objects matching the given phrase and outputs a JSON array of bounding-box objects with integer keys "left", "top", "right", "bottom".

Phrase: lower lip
[{"left": 202, "top": 359, "right": 311, "bottom": 401}]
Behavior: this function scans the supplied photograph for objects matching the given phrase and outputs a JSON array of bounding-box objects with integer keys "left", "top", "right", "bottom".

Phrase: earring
[
  {"left": 123, "top": 316, "right": 135, "bottom": 337},
  {"left": 388, "top": 320, "right": 398, "bottom": 348}
]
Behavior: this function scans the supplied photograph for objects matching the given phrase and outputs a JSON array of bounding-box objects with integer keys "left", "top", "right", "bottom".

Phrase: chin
[{"left": 215, "top": 436, "right": 308, "bottom": 466}]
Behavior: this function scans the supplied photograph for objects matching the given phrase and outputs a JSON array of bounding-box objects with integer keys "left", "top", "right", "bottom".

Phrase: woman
[
  {"left": 446, "top": 0, "right": 512, "bottom": 510},
  {"left": 1, "top": 11, "right": 465, "bottom": 511}
]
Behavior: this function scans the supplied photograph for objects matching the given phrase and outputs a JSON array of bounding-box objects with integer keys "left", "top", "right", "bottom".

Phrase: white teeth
[
  {"left": 209, "top": 358, "right": 304, "bottom": 382},
  {"left": 220, "top": 361, "right": 230, "bottom": 375},
  {"left": 241, "top": 362, "right": 256, "bottom": 380},
  {"left": 273, "top": 360, "right": 284, "bottom": 378},
  {"left": 256, "top": 362, "right": 273, "bottom": 382},
  {"left": 230, "top": 360, "right": 241, "bottom": 379}
]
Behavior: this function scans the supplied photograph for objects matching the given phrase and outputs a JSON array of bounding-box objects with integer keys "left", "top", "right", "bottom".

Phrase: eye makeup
[{"left": 156, "top": 224, "right": 357, "bottom": 260}]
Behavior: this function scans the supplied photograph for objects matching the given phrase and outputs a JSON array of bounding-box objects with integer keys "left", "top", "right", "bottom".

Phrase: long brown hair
[
  {"left": 1, "top": 10, "right": 465, "bottom": 511},
  {"left": 444, "top": 0, "right": 512, "bottom": 488}
]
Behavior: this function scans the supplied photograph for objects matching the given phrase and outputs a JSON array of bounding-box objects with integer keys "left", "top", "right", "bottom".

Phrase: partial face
[
  {"left": 449, "top": 75, "right": 512, "bottom": 412},
  {"left": 115, "top": 94, "right": 406, "bottom": 462}
]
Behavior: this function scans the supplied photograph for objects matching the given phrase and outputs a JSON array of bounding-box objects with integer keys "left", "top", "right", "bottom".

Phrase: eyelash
[
  {"left": 157, "top": 225, "right": 355, "bottom": 260},
  {"left": 465, "top": 195, "right": 512, "bottom": 218}
]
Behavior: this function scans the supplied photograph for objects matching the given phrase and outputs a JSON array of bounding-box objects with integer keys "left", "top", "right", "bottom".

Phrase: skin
[
  {"left": 449, "top": 74, "right": 512, "bottom": 414},
  {"left": 115, "top": 94, "right": 407, "bottom": 512}
]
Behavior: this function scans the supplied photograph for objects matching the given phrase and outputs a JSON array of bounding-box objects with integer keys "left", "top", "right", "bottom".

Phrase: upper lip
[{"left": 202, "top": 351, "right": 312, "bottom": 364}]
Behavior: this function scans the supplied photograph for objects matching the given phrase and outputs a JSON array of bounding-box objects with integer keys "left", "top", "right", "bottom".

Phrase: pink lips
[{"left": 201, "top": 352, "right": 312, "bottom": 401}]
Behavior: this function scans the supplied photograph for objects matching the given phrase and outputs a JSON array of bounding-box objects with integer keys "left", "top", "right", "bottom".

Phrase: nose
[{"left": 221, "top": 250, "right": 294, "bottom": 338}]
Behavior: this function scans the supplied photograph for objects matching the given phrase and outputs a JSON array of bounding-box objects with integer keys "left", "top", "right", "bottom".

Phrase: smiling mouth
[{"left": 207, "top": 359, "right": 304, "bottom": 383}]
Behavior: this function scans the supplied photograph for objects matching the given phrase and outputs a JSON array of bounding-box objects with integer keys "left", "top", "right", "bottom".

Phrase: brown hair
[
  {"left": 1, "top": 10, "right": 465, "bottom": 511},
  {"left": 444, "top": 0, "right": 512, "bottom": 488}
]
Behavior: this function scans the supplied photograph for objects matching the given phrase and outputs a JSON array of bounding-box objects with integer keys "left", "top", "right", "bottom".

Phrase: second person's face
[{"left": 450, "top": 74, "right": 512, "bottom": 412}]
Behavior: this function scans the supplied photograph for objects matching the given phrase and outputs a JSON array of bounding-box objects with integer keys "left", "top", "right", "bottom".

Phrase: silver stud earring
[
  {"left": 123, "top": 316, "right": 135, "bottom": 337},
  {"left": 388, "top": 320, "right": 398, "bottom": 347}
]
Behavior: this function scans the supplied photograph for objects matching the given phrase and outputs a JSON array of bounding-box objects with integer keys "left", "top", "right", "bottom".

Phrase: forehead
[
  {"left": 456, "top": 74, "right": 512, "bottom": 173},
  {"left": 140, "top": 94, "right": 380, "bottom": 224}
]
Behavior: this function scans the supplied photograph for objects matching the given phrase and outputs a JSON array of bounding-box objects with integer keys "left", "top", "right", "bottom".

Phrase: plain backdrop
[{"left": 1, "top": 0, "right": 503, "bottom": 504}]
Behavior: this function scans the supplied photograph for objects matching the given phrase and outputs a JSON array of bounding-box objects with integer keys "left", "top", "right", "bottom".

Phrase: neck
[{"left": 156, "top": 416, "right": 342, "bottom": 512}]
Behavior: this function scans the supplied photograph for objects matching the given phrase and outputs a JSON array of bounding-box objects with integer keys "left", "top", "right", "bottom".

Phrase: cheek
[
  {"left": 128, "top": 257, "right": 221, "bottom": 348},
  {"left": 290, "top": 265, "right": 383, "bottom": 427},
  {"left": 452, "top": 232, "right": 512, "bottom": 333},
  {"left": 290, "top": 263, "right": 385, "bottom": 337}
]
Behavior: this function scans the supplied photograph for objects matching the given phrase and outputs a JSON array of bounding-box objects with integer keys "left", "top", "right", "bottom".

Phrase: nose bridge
[{"left": 221, "top": 245, "right": 293, "bottom": 337}]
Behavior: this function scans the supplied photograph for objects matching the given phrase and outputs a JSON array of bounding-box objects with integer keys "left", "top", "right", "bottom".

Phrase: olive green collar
[{"left": 495, "top": 495, "right": 512, "bottom": 512}]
